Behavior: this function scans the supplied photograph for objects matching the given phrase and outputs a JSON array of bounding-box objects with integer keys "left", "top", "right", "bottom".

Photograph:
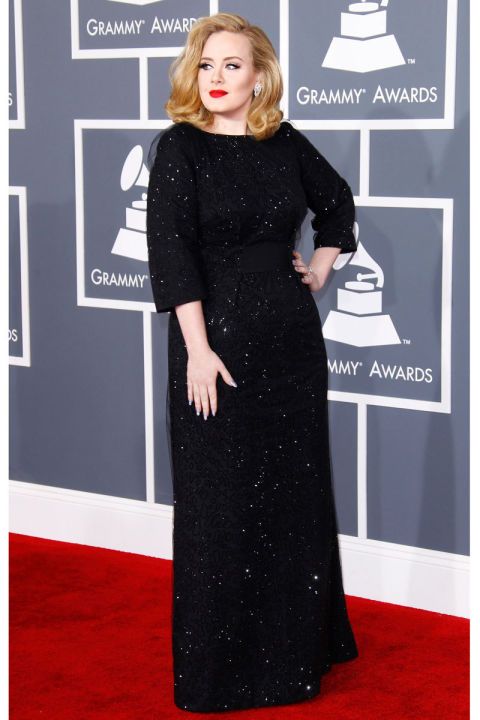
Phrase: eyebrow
[{"left": 200, "top": 56, "right": 244, "bottom": 62}]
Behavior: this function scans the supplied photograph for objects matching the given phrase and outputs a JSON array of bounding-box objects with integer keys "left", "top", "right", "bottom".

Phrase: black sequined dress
[{"left": 146, "top": 120, "right": 359, "bottom": 712}]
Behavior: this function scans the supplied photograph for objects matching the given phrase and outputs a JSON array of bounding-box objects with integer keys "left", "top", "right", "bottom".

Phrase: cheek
[{"left": 232, "top": 75, "right": 254, "bottom": 93}]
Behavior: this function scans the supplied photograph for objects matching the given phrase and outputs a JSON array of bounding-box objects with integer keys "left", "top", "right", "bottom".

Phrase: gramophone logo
[
  {"left": 111, "top": 145, "right": 150, "bottom": 262},
  {"left": 322, "top": 223, "right": 401, "bottom": 347},
  {"left": 322, "top": 0, "right": 406, "bottom": 73}
]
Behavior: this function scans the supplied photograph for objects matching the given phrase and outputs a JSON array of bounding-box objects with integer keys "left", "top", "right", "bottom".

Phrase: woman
[{"left": 147, "top": 12, "right": 359, "bottom": 713}]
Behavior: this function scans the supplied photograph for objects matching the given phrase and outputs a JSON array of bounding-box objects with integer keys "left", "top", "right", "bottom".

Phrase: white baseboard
[{"left": 9, "top": 480, "right": 469, "bottom": 618}]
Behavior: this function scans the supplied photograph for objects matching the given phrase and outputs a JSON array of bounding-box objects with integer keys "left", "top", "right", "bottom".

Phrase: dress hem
[{"left": 173, "top": 649, "right": 359, "bottom": 714}]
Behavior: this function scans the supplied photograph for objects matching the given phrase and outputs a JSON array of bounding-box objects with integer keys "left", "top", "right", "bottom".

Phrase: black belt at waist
[{"left": 238, "top": 240, "right": 294, "bottom": 272}]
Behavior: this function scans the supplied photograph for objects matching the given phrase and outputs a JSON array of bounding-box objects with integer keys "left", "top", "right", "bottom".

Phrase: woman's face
[{"left": 197, "top": 31, "right": 261, "bottom": 122}]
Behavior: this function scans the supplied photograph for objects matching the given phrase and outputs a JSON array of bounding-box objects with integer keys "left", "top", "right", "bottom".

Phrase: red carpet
[{"left": 9, "top": 533, "right": 469, "bottom": 719}]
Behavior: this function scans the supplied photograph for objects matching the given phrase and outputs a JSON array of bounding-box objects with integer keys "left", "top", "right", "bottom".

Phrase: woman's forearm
[
  {"left": 174, "top": 300, "right": 211, "bottom": 355},
  {"left": 310, "top": 246, "right": 342, "bottom": 286}
]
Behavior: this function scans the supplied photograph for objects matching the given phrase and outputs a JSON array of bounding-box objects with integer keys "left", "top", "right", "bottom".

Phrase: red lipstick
[{"left": 209, "top": 90, "right": 228, "bottom": 97}]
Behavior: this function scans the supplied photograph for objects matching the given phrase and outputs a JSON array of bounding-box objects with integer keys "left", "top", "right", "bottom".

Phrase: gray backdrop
[{"left": 9, "top": 0, "right": 469, "bottom": 556}]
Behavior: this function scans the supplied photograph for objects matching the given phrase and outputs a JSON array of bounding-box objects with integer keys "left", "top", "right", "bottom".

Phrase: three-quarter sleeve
[
  {"left": 146, "top": 127, "right": 208, "bottom": 313},
  {"left": 289, "top": 124, "right": 357, "bottom": 254}
]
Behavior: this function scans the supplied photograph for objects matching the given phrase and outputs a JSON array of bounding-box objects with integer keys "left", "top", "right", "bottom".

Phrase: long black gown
[{"left": 146, "top": 119, "right": 359, "bottom": 712}]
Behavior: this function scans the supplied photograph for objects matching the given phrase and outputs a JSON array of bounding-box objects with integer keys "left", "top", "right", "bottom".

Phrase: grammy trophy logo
[
  {"left": 111, "top": 145, "right": 150, "bottom": 263},
  {"left": 322, "top": 222, "right": 401, "bottom": 347},
  {"left": 322, "top": 0, "right": 405, "bottom": 73}
]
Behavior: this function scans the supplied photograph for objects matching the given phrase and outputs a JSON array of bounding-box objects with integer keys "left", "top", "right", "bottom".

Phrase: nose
[{"left": 211, "top": 69, "right": 224, "bottom": 84}]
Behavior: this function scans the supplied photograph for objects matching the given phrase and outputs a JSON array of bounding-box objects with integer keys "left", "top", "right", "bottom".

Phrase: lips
[{"left": 209, "top": 90, "right": 228, "bottom": 97}]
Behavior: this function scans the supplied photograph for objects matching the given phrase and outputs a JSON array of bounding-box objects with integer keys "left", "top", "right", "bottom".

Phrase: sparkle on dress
[{"left": 146, "top": 119, "right": 359, "bottom": 713}]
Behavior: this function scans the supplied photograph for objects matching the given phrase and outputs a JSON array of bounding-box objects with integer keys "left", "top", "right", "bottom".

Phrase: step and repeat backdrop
[{"left": 9, "top": 0, "right": 469, "bottom": 557}]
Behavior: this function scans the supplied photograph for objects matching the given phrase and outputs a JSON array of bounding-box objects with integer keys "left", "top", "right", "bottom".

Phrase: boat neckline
[
  {"left": 183, "top": 120, "right": 285, "bottom": 142},
  {"left": 188, "top": 123, "right": 254, "bottom": 138}
]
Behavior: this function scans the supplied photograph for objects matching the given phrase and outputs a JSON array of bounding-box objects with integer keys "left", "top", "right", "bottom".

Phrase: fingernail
[
  {"left": 212, "top": 410, "right": 216, "bottom": 416},
  {"left": 196, "top": 409, "right": 200, "bottom": 416},
  {"left": 230, "top": 380, "right": 237, "bottom": 387},
  {"left": 188, "top": 399, "right": 192, "bottom": 405},
  {"left": 203, "top": 413, "right": 207, "bottom": 420}
]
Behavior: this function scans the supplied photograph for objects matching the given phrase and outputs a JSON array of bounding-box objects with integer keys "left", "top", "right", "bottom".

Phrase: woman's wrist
[
  {"left": 186, "top": 340, "right": 211, "bottom": 357},
  {"left": 310, "top": 247, "right": 342, "bottom": 287},
  {"left": 174, "top": 300, "right": 211, "bottom": 356},
  {"left": 308, "top": 262, "right": 327, "bottom": 289}
]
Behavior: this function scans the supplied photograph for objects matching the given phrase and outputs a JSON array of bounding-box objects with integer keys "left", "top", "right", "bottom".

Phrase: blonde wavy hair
[{"left": 164, "top": 13, "right": 284, "bottom": 141}]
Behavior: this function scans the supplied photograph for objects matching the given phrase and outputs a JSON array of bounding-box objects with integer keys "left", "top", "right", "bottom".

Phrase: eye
[{"left": 198, "top": 63, "right": 241, "bottom": 70}]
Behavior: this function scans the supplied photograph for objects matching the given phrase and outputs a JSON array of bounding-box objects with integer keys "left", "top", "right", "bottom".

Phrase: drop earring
[{"left": 253, "top": 81, "right": 263, "bottom": 97}]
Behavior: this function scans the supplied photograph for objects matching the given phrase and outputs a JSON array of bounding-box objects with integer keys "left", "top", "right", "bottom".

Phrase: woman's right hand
[{"left": 186, "top": 347, "right": 237, "bottom": 419}]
